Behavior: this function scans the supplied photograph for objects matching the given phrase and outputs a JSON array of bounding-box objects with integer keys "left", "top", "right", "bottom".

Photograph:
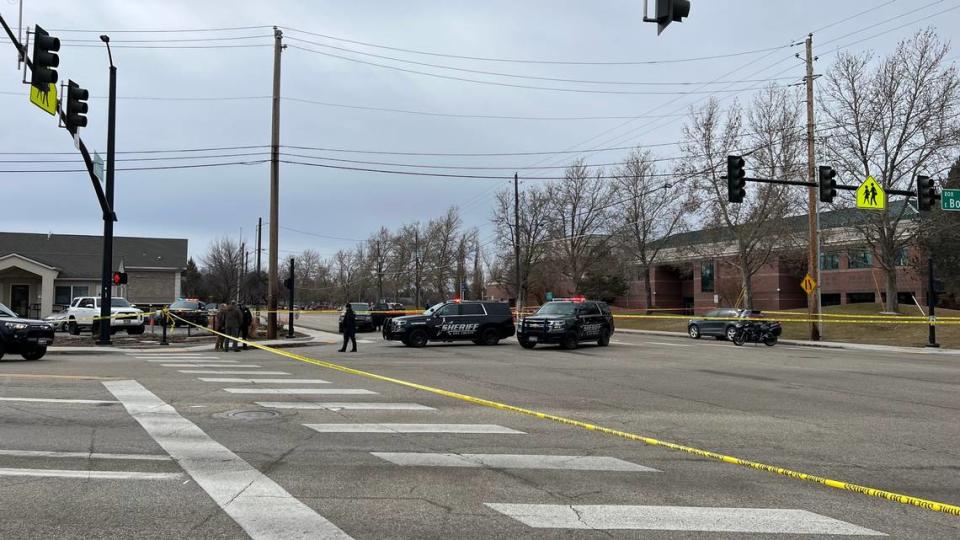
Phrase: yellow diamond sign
[
  {"left": 856, "top": 176, "right": 886, "bottom": 210},
  {"left": 29, "top": 82, "right": 58, "bottom": 116},
  {"left": 801, "top": 274, "right": 817, "bottom": 296}
]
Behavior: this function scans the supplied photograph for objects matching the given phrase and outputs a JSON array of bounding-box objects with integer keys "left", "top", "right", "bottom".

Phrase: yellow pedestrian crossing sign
[
  {"left": 856, "top": 176, "right": 885, "bottom": 210},
  {"left": 801, "top": 274, "right": 817, "bottom": 295},
  {"left": 29, "top": 82, "right": 58, "bottom": 116}
]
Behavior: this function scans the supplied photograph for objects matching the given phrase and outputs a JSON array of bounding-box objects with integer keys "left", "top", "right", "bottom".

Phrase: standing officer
[{"left": 339, "top": 303, "right": 357, "bottom": 352}]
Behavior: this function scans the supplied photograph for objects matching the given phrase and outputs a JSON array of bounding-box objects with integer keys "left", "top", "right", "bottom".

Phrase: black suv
[
  {"left": 517, "top": 298, "right": 614, "bottom": 349},
  {"left": 0, "top": 302, "right": 55, "bottom": 360},
  {"left": 167, "top": 299, "right": 209, "bottom": 327},
  {"left": 383, "top": 300, "right": 515, "bottom": 347}
]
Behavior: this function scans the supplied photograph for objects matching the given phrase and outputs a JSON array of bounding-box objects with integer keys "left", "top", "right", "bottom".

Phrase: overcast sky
[{"left": 2, "top": 0, "right": 958, "bottom": 263}]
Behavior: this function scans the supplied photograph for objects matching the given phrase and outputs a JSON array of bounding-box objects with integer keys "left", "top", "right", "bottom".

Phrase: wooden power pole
[
  {"left": 267, "top": 27, "right": 283, "bottom": 339},
  {"left": 805, "top": 34, "right": 821, "bottom": 341}
]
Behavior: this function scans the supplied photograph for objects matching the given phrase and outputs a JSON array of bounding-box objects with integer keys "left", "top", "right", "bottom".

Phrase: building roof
[
  {"left": 656, "top": 202, "right": 917, "bottom": 250},
  {"left": 0, "top": 232, "right": 188, "bottom": 278}
]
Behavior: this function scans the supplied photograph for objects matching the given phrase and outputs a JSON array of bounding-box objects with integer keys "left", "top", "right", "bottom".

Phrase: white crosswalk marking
[
  {"left": 224, "top": 388, "right": 376, "bottom": 395},
  {"left": 0, "top": 468, "right": 182, "bottom": 481},
  {"left": 161, "top": 364, "right": 261, "bottom": 368},
  {"left": 304, "top": 424, "right": 524, "bottom": 434},
  {"left": 146, "top": 359, "right": 236, "bottom": 363},
  {"left": 371, "top": 453, "right": 657, "bottom": 471},
  {"left": 485, "top": 505, "right": 884, "bottom": 535},
  {"left": 179, "top": 370, "right": 290, "bottom": 375},
  {"left": 0, "top": 449, "right": 170, "bottom": 461},
  {"left": 199, "top": 378, "right": 330, "bottom": 384},
  {"left": 0, "top": 397, "right": 117, "bottom": 405},
  {"left": 134, "top": 356, "right": 221, "bottom": 360},
  {"left": 257, "top": 402, "right": 435, "bottom": 411}
]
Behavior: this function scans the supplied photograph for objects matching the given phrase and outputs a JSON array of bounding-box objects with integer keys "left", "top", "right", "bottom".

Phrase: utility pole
[
  {"left": 804, "top": 34, "right": 821, "bottom": 341},
  {"left": 97, "top": 36, "right": 117, "bottom": 346},
  {"left": 267, "top": 27, "right": 283, "bottom": 339},
  {"left": 237, "top": 241, "right": 244, "bottom": 303},
  {"left": 513, "top": 173, "right": 522, "bottom": 314},
  {"left": 376, "top": 239, "right": 383, "bottom": 301},
  {"left": 473, "top": 241, "right": 481, "bottom": 300},
  {"left": 287, "top": 257, "right": 295, "bottom": 338},
  {"left": 414, "top": 229, "right": 421, "bottom": 309},
  {"left": 927, "top": 256, "right": 939, "bottom": 348}
]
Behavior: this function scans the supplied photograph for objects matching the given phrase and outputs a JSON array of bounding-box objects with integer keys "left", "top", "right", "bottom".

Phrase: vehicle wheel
[
  {"left": 560, "top": 332, "right": 578, "bottom": 350},
  {"left": 725, "top": 326, "right": 738, "bottom": 341},
  {"left": 597, "top": 328, "right": 611, "bottom": 347},
  {"left": 68, "top": 319, "right": 80, "bottom": 336},
  {"left": 764, "top": 335, "right": 778, "bottom": 347},
  {"left": 687, "top": 324, "right": 700, "bottom": 339},
  {"left": 519, "top": 339, "right": 536, "bottom": 349},
  {"left": 733, "top": 331, "right": 746, "bottom": 347},
  {"left": 21, "top": 346, "right": 46, "bottom": 361},
  {"left": 127, "top": 325, "right": 145, "bottom": 336},
  {"left": 407, "top": 329, "right": 428, "bottom": 348},
  {"left": 477, "top": 327, "right": 500, "bottom": 346}
]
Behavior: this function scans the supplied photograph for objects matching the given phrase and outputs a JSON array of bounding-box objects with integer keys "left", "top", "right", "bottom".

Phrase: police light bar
[{"left": 552, "top": 296, "right": 586, "bottom": 302}]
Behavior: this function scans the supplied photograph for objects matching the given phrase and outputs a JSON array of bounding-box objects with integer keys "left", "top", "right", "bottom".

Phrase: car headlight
[
  {"left": 548, "top": 320, "right": 566, "bottom": 328},
  {"left": 2, "top": 322, "right": 29, "bottom": 330}
]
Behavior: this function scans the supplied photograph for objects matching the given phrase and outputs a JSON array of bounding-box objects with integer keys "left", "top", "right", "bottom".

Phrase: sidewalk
[{"left": 616, "top": 328, "right": 960, "bottom": 356}]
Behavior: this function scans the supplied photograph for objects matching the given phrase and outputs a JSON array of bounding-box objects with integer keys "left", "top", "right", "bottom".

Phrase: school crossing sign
[{"left": 856, "top": 176, "right": 886, "bottom": 211}]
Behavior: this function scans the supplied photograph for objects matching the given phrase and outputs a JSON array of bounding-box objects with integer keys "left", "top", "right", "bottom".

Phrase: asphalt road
[{"left": 1, "top": 315, "right": 958, "bottom": 538}]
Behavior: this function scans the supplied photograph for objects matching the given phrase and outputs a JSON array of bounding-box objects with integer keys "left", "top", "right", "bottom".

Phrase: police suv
[
  {"left": 517, "top": 297, "right": 614, "bottom": 349},
  {"left": 383, "top": 300, "right": 515, "bottom": 347}
]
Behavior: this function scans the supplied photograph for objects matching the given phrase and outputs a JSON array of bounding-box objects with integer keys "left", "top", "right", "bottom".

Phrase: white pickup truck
[{"left": 65, "top": 296, "right": 145, "bottom": 336}]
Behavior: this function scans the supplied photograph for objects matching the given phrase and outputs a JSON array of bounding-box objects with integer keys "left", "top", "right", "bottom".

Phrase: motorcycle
[{"left": 732, "top": 320, "right": 780, "bottom": 347}]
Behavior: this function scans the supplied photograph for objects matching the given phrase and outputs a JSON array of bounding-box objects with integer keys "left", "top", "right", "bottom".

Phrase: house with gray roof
[{"left": 0, "top": 232, "right": 187, "bottom": 318}]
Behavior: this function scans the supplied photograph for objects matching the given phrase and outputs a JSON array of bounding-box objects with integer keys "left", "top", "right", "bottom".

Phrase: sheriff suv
[
  {"left": 383, "top": 300, "right": 515, "bottom": 347},
  {"left": 517, "top": 297, "right": 614, "bottom": 350},
  {"left": 0, "top": 302, "right": 55, "bottom": 360}
]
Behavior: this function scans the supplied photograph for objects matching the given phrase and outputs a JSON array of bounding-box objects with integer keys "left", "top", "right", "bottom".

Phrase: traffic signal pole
[
  {"left": 804, "top": 34, "right": 821, "bottom": 341},
  {"left": 513, "top": 173, "right": 522, "bottom": 316},
  {"left": 267, "top": 27, "right": 283, "bottom": 339},
  {"left": 97, "top": 38, "right": 117, "bottom": 345}
]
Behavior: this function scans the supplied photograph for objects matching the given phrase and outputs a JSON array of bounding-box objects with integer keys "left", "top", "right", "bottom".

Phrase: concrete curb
[{"left": 615, "top": 328, "right": 960, "bottom": 355}]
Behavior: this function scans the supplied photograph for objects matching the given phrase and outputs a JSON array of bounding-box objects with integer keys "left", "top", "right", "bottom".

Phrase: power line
[
  {"left": 59, "top": 34, "right": 273, "bottom": 44},
  {"left": 48, "top": 25, "right": 275, "bottom": 33},
  {"left": 0, "top": 160, "right": 268, "bottom": 173}
]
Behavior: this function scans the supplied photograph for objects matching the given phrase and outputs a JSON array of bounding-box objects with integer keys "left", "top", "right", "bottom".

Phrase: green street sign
[
  {"left": 545, "top": 292, "right": 554, "bottom": 301},
  {"left": 942, "top": 189, "right": 960, "bottom": 211}
]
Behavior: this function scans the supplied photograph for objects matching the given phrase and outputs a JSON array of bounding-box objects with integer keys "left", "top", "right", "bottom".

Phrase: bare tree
[
  {"left": 201, "top": 237, "right": 244, "bottom": 302},
  {"left": 492, "top": 183, "right": 552, "bottom": 300},
  {"left": 423, "top": 207, "right": 461, "bottom": 301},
  {"left": 547, "top": 160, "right": 612, "bottom": 293},
  {"left": 612, "top": 149, "right": 687, "bottom": 312},
  {"left": 367, "top": 227, "right": 391, "bottom": 302},
  {"left": 819, "top": 29, "right": 960, "bottom": 312}
]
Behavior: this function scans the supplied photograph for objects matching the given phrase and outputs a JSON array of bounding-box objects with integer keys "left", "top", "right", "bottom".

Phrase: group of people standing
[{"left": 211, "top": 301, "right": 256, "bottom": 352}]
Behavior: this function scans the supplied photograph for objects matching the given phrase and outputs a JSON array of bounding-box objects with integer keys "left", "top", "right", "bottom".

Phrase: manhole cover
[{"left": 224, "top": 409, "right": 281, "bottom": 420}]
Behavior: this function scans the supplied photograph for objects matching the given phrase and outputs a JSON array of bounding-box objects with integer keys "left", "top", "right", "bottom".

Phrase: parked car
[
  {"left": 44, "top": 311, "right": 69, "bottom": 332},
  {"left": 383, "top": 300, "right": 515, "bottom": 347},
  {"left": 65, "top": 296, "right": 145, "bottom": 335},
  {"left": 338, "top": 302, "right": 374, "bottom": 333},
  {"left": 687, "top": 309, "right": 781, "bottom": 341},
  {"left": 167, "top": 299, "right": 210, "bottom": 327},
  {"left": 517, "top": 297, "right": 614, "bottom": 350},
  {"left": 1, "top": 302, "right": 55, "bottom": 360}
]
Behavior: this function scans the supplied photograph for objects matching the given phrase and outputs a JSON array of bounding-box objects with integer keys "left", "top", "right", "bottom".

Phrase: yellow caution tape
[{"left": 171, "top": 312, "right": 960, "bottom": 517}]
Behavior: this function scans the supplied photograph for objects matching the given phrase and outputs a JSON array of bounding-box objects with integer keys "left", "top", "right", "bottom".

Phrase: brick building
[
  {"left": 0, "top": 232, "right": 188, "bottom": 318},
  {"left": 616, "top": 205, "right": 926, "bottom": 312}
]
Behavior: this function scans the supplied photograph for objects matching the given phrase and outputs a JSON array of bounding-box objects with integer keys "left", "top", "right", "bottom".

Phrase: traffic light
[
  {"left": 916, "top": 175, "right": 935, "bottom": 212},
  {"left": 727, "top": 155, "right": 746, "bottom": 203},
  {"left": 818, "top": 166, "right": 837, "bottom": 203},
  {"left": 112, "top": 272, "right": 128, "bottom": 285},
  {"left": 654, "top": 0, "right": 691, "bottom": 34},
  {"left": 30, "top": 25, "right": 60, "bottom": 90},
  {"left": 65, "top": 80, "right": 89, "bottom": 130}
]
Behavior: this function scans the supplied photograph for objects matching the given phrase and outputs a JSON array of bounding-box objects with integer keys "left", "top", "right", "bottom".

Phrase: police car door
[
  {"left": 579, "top": 302, "right": 603, "bottom": 338},
  {"left": 457, "top": 303, "right": 486, "bottom": 340},
  {"left": 432, "top": 303, "right": 460, "bottom": 340}
]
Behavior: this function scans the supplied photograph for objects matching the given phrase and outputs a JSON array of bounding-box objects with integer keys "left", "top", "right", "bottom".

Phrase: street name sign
[
  {"left": 941, "top": 189, "right": 960, "bottom": 211},
  {"left": 801, "top": 274, "right": 817, "bottom": 295},
  {"left": 856, "top": 176, "right": 886, "bottom": 211},
  {"left": 29, "top": 82, "right": 58, "bottom": 116}
]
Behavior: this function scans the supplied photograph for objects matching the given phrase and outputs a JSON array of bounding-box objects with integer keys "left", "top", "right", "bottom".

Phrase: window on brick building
[
  {"left": 700, "top": 262, "right": 715, "bottom": 293},
  {"left": 820, "top": 252, "right": 840, "bottom": 271},
  {"left": 847, "top": 292, "right": 875, "bottom": 304},
  {"left": 894, "top": 247, "right": 910, "bottom": 267},
  {"left": 821, "top": 293, "right": 841, "bottom": 306},
  {"left": 848, "top": 250, "right": 873, "bottom": 269}
]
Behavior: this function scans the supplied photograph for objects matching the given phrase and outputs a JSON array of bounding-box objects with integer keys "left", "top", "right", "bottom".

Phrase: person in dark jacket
[
  {"left": 223, "top": 301, "right": 243, "bottom": 352},
  {"left": 339, "top": 303, "right": 357, "bottom": 352},
  {"left": 240, "top": 304, "right": 253, "bottom": 350}
]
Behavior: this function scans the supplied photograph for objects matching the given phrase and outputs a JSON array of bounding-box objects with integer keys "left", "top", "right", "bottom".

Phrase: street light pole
[{"left": 97, "top": 35, "right": 116, "bottom": 346}]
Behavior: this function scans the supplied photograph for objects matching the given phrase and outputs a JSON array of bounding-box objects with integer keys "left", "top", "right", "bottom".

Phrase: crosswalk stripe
[
  {"left": 145, "top": 359, "right": 235, "bottom": 363},
  {"left": 0, "top": 449, "right": 170, "bottom": 461},
  {"left": 484, "top": 505, "right": 883, "bottom": 535},
  {"left": 304, "top": 423, "right": 524, "bottom": 434},
  {"left": 224, "top": 388, "right": 376, "bottom": 395},
  {"left": 0, "top": 467, "right": 182, "bottom": 481},
  {"left": 179, "top": 370, "right": 290, "bottom": 375},
  {"left": 0, "top": 397, "right": 117, "bottom": 405},
  {"left": 161, "top": 364, "right": 261, "bottom": 368},
  {"left": 134, "top": 356, "right": 221, "bottom": 359},
  {"left": 370, "top": 453, "right": 656, "bottom": 471},
  {"left": 199, "top": 378, "right": 330, "bottom": 384},
  {"left": 257, "top": 402, "right": 435, "bottom": 410}
]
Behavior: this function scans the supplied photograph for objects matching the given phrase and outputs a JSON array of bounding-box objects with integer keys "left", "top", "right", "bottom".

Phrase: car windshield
[
  {"left": 170, "top": 301, "right": 199, "bottom": 310},
  {"left": 349, "top": 303, "right": 370, "bottom": 311},
  {"left": 111, "top": 298, "right": 131, "bottom": 308},
  {"left": 423, "top": 302, "right": 445, "bottom": 316},
  {"left": 0, "top": 303, "right": 16, "bottom": 318},
  {"left": 537, "top": 302, "right": 576, "bottom": 315}
]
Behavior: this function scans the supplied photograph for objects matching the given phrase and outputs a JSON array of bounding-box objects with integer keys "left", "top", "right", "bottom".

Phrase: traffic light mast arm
[
  {"left": 723, "top": 175, "right": 916, "bottom": 196},
  {"left": 0, "top": 12, "right": 29, "bottom": 69}
]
